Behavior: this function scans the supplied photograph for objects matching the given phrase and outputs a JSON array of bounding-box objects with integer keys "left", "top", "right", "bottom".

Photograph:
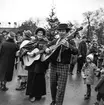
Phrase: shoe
[
  {"left": 84, "top": 94, "right": 87, "bottom": 97},
  {"left": 50, "top": 101, "right": 56, "bottom": 105},
  {"left": 35, "top": 96, "right": 41, "bottom": 101},
  {"left": 84, "top": 95, "right": 90, "bottom": 100},
  {"left": 22, "top": 82, "right": 27, "bottom": 89},
  {"left": 1, "top": 87, "right": 8, "bottom": 91},
  {"left": 29, "top": 97, "right": 35, "bottom": 102},
  {"left": 94, "top": 102, "right": 99, "bottom": 105},
  {"left": 15, "top": 86, "right": 25, "bottom": 91}
]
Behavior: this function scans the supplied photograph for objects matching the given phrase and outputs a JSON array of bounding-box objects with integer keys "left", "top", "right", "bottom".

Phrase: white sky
[{"left": 0, "top": 0, "right": 104, "bottom": 27}]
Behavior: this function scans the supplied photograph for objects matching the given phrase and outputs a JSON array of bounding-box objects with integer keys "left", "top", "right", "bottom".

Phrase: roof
[{"left": 0, "top": 28, "right": 18, "bottom": 33}]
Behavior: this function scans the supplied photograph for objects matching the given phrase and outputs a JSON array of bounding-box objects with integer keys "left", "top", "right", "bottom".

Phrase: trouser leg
[
  {"left": 96, "top": 92, "right": 102, "bottom": 102},
  {"left": 50, "top": 67, "right": 57, "bottom": 102},
  {"left": 56, "top": 70, "right": 68, "bottom": 105},
  {"left": 77, "top": 57, "right": 84, "bottom": 73},
  {"left": 69, "top": 63, "right": 75, "bottom": 74},
  {"left": 87, "top": 84, "right": 91, "bottom": 97}
]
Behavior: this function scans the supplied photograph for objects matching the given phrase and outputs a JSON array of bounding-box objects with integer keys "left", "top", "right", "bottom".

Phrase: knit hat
[
  {"left": 86, "top": 53, "right": 94, "bottom": 61},
  {"left": 35, "top": 27, "right": 46, "bottom": 36}
]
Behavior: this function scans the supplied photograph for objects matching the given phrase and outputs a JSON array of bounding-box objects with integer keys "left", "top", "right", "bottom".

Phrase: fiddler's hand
[
  {"left": 27, "top": 52, "right": 34, "bottom": 56},
  {"left": 45, "top": 48, "right": 51, "bottom": 54},
  {"left": 61, "top": 39, "right": 69, "bottom": 47}
]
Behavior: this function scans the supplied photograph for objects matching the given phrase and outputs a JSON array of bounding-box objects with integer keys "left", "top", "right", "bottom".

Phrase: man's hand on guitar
[
  {"left": 78, "top": 55, "right": 82, "bottom": 58},
  {"left": 61, "top": 39, "right": 69, "bottom": 47},
  {"left": 45, "top": 48, "right": 52, "bottom": 54},
  {"left": 27, "top": 52, "right": 34, "bottom": 56}
]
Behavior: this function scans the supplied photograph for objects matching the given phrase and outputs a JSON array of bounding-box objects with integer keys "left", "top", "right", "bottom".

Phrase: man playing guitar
[
  {"left": 24, "top": 28, "right": 49, "bottom": 102},
  {"left": 45, "top": 23, "right": 78, "bottom": 105}
]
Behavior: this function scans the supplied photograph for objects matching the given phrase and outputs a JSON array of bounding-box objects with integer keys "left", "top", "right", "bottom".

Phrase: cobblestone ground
[{"left": 0, "top": 64, "right": 103, "bottom": 105}]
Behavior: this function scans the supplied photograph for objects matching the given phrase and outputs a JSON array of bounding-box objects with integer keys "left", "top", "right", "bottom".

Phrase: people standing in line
[
  {"left": 45, "top": 23, "right": 78, "bottom": 105},
  {"left": 22, "top": 28, "right": 49, "bottom": 102},
  {"left": 77, "top": 36, "right": 87, "bottom": 74},
  {"left": 0, "top": 31, "right": 19, "bottom": 91},
  {"left": 82, "top": 54, "right": 97, "bottom": 100}
]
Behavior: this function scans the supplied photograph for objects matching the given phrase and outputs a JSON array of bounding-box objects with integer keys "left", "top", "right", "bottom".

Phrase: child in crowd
[
  {"left": 94, "top": 66, "right": 104, "bottom": 105},
  {"left": 82, "top": 53, "right": 97, "bottom": 100}
]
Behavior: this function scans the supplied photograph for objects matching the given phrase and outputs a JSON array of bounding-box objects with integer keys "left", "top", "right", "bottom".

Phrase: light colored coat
[{"left": 82, "top": 62, "right": 97, "bottom": 85}]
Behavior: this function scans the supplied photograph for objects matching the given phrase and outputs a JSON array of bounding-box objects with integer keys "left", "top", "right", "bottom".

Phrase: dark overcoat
[
  {"left": 0, "top": 39, "right": 18, "bottom": 82},
  {"left": 78, "top": 40, "right": 87, "bottom": 58},
  {"left": 26, "top": 38, "right": 49, "bottom": 97},
  {"left": 95, "top": 76, "right": 104, "bottom": 94}
]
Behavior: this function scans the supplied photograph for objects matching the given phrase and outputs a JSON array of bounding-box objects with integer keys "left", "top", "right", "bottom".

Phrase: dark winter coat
[
  {"left": 70, "top": 40, "right": 78, "bottom": 64},
  {"left": 95, "top": 76, "right": 104, "bottom": 94},
  {"left": 46, "top": 38, "right": 78, "bottom": 64},
  {"left": 0, "top": 39, "right": 19, "bottom": 82},
  {"left": 78, "top": 40, "right": 87, "bottom": 58}
]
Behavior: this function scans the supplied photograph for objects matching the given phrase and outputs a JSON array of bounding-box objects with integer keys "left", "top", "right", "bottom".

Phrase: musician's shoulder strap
[
  {"left": 56, "top": 38, "right": 61, "bottom": 45},
  {"left": 20, "top": 40, "right": 30, "bottom": 49}
]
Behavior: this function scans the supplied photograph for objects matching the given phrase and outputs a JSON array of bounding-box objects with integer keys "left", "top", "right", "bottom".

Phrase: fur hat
[
  {"left": 35, "top": 27, "right": 46, "bottom": 36},
  {"left": 86, "top": 54, "right": 94, "bottom": 61}
]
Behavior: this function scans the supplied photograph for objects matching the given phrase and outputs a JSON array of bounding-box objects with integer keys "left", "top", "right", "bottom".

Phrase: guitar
[
  {"left": 23, "top": 48, "right": 43, "bottom": 66},
  {"left": 41, "top": 27, "right": 83, "bottom": 62},
  {"left": 20, "top": 40, "right": 44, "bottom": 66}
]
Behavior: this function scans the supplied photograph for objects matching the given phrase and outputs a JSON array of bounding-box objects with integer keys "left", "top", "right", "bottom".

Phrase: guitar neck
[{"left": 36, "top": 49, "right": 45, "bottom": 55}]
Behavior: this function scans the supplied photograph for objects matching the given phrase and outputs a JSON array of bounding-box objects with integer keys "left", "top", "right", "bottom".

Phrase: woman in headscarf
[{"left": 25, "top": 28, "right": 49, "bottom": 102}]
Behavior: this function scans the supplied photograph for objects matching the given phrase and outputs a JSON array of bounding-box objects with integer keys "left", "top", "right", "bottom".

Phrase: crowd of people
[{"left": 0, "top": 23, "right": 104, "bottom": 105}]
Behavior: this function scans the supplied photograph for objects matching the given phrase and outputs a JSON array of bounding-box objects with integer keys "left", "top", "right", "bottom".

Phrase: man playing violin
[{"left": 45, "top": 23, "right": 78, "bottom": 105}]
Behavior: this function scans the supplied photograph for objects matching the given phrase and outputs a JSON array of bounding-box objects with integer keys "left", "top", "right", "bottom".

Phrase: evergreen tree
[
  {"left": 46, "top": 7, "right": 60, "bottom": 41},
  {"left": 18, "top": 19, "right": 37, "bottom": 35}
]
